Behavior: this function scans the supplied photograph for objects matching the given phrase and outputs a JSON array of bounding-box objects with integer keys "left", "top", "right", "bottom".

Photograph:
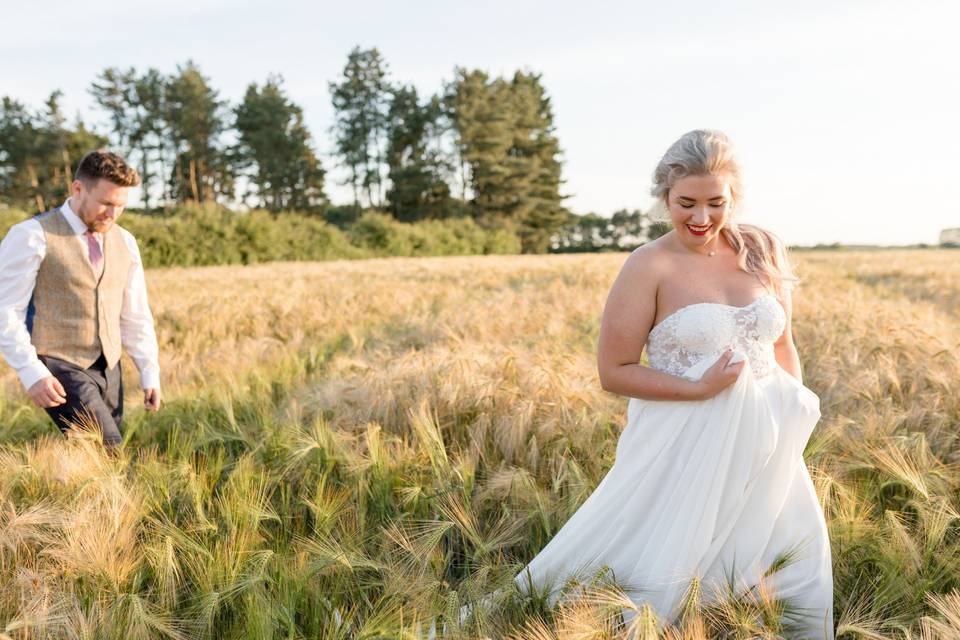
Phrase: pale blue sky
[{"left": 3, "top": 0, "right": 957, "bottom": 245}]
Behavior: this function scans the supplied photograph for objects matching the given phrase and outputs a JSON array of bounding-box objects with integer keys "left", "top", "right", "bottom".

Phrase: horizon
[{"left": 3, "top": 0, "right": 957, "bottom": 246}]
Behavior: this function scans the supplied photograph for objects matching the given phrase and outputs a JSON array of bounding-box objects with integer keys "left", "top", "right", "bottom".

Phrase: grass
[{"left": 0, "top": 250, "right": 958, "bottom": 638}]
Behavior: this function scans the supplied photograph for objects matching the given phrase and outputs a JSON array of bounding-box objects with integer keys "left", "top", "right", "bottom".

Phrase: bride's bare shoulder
[
  {"left": 603, "top": 237, "right": 674, "bottom": 326},
  {"left": 620, "top": 232, "right": 675, "bottom": 279}
]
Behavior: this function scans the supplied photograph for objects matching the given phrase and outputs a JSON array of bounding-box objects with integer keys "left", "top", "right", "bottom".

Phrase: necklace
[{"left": 708, "top": 249, "right": 716, "bottom": 257}]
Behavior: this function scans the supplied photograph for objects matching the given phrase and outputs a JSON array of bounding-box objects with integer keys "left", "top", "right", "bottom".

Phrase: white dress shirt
[{"left": 0, "top": 199, "right": 161, "bottom": 391}]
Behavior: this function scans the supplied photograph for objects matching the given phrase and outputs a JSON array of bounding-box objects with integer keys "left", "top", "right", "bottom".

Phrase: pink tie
[{"left": 84, "top": 230, "right": 103, "bottom": 280}]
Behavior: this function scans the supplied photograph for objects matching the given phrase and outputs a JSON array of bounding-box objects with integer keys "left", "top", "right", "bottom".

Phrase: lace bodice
[{"left": 646, "top": 293, "right": 785, "bottom": 380}]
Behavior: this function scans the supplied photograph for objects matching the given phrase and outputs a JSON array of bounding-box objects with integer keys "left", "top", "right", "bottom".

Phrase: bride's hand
[{"left": 696, "top": 349, "right": 745, "bottom": 399}]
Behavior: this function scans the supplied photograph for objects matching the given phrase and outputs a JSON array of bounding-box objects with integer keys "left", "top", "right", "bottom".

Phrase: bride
[{"left": 447, "top": 130, "right": 834, "bottom": 638}]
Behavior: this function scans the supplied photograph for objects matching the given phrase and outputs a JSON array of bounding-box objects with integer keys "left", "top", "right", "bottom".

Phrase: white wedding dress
[{"left": 443, "top": 292, "right": 834, "bottom": 639}]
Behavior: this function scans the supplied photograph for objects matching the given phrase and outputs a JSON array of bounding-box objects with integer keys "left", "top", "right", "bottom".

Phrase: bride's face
[{"left": 666, "top": 173, "right": 733, "bottom": 249}]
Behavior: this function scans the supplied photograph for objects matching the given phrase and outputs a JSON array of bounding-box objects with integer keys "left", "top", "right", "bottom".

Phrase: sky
[{"left": 2, "top": 0, "right": 958, "bottom": 246}]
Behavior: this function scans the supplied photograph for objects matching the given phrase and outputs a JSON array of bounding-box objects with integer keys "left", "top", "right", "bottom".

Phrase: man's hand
[
  {"left": 144, "top": 387, "right": 161, "bottom": 412},
  {"left": 28, "top": 376, "right": 67, "bottom": 408}
]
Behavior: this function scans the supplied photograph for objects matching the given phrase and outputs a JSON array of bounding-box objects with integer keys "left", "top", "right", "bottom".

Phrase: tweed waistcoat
[{"left": 30, "top": 209, "right": 132, "bottom": 369}]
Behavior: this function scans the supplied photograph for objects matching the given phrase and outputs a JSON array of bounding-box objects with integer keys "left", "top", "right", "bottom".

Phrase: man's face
[{"left": 70, "top": 178, "right": 129, "bottom": 233}]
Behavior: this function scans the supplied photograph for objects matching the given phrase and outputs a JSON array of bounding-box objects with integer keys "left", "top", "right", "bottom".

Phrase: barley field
[{"left": 0, "top": 249, "right": 958, "bottom": 639}]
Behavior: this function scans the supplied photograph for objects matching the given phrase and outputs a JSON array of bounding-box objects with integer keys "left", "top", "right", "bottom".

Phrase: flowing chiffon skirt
[{"left": 507, "top": 350, "right": 834, "bottom": 638}]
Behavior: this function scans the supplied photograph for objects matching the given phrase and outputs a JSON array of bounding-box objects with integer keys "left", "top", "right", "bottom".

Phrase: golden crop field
[{"left": 0, "top": 249, "right": 958, "bottom": 639}]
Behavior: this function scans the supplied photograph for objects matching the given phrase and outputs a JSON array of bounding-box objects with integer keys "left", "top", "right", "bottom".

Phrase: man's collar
[{"left": 60, "top": 199, "right": 95, "bottom": 236}]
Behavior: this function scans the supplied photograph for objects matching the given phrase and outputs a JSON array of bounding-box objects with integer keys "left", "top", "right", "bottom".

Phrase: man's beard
[{"left": 78, "top": 202, "right": 109, "bottom": 233}]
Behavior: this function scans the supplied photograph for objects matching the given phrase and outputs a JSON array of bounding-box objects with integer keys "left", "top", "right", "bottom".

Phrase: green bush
[
  {"left": 348, "top": 211, "right": 521, "bottom": 257},
  {"left": 347, "top": 211, "right": 419, "bottom": 256},
  {"left": 0, "top": 207, "right": 29, "bottom": 239},
  {"left": 322, "top": 203, "right": 364, "bottom": 229},
  {"left": 120, "top": 205, "right": 365, "bottom": 267},
  {"left": 0, "top": 204, "right": 522, "bottom": 268}
]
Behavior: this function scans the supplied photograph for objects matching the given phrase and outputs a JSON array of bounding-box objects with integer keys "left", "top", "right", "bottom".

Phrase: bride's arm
[
  {"left": 773, "top": 287, "right": 803, "bottom": 381},
  {"left": 597, "top": 247, "right": 710, "bottom": 401}
]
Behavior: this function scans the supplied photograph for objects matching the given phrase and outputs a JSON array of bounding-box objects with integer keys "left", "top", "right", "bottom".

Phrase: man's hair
[{"left": 74, "top": 149, "right": 141, "bottom": 187}]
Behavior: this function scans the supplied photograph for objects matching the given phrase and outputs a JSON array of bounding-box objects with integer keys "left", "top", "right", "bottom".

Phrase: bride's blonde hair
[{"left": 650, "top": 129, "right": 799, "bottom": 297}]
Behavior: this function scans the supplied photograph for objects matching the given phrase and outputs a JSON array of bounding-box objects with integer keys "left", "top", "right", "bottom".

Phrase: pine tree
[
  {"left": 131, "top": 69, "right": 170, "bottom": 209},
  {"left": 40, "top": 91, "right": 74, "bottom": 203},
  {"left": 0, "top": 95, "right": 106, "bottom": 211},
  {"left": 447, "top": 68, "right": 569, "bottom": 251},
  {"left": 165, "top": 60, "right": 227, "bottom": 203},
  {"left": 90, "top": 67, "right": 168, "bottom": 209},
  {"left": 0, "top": 97, "right": 47, "bottom": 211},
  {"left": 385, "top": 85, "right": 452, "bottom": 221},
  {"left": 234, "top": 75, "right": 326, "bottom": 211},
  {"left": 508, "top": 72, "right": 570, "bottom": 252},
  {"left": 329, "top": 46, "right": 391, "bottom": 207},
  {"left": 446, "top": 69, "right": 512, "bottom": 219}
]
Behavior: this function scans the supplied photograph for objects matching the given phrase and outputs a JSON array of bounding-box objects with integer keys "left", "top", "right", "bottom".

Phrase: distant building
[{"left": 940, "top": 227, "right": 960, "bottom": 246}]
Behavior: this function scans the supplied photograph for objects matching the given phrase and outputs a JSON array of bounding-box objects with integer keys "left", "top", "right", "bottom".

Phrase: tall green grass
[{"left": 0, "top": 251, "right": 958, "bottom": 638}]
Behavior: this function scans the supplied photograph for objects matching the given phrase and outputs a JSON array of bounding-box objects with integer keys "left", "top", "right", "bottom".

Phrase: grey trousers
[{"left": 38, "top": 353, "right": 123, "bottom": 445}]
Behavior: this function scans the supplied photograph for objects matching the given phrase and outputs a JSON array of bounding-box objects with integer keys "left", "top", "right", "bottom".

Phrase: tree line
[
  {"left": 1, "top": 47, "right": 659, "bottom": 253},
  {"left": 2, "top": 63, "right": 326, "bottom": 216}
]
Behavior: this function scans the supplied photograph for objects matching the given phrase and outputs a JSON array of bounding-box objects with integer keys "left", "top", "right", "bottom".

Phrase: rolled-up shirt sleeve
[
  {"left": 118, "top": 229, "right": 161, "bottom": 390},
  {"left": 0, "top": 220, "right": 52, "bottom": 390}
]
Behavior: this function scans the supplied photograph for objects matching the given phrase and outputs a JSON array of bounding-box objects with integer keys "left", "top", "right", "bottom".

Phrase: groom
[{"left": 0, "top": 149, "right": 161, "bottom": 445}]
